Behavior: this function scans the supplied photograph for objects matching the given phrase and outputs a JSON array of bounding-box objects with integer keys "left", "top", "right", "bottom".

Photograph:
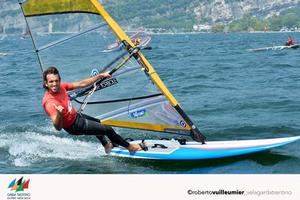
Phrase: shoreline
[{"left": 2, "top": 30, "right": 300, "bottom": 36}]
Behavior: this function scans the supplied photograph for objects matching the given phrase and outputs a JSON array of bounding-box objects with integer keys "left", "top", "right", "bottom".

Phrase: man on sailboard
[
  {"left": 42, "top": 66, "right": 143, "bottom": 154},
  {"left": 286, "top": 36, "right": 295, "bottom": 46}
]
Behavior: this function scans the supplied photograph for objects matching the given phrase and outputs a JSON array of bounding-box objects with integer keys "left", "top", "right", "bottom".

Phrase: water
[{"left": 1, "top": 32, "right": 300, "bottom": 174}]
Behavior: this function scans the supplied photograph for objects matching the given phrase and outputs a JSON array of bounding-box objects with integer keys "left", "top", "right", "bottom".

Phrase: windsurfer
[
  {"left": 133, "top": 37, "right": 141, "bottom": 46},
  {"left": 42, "top": 66, "right": 143, "bottom": 154},
  {"left": 286, "top": 36, "right": 295, "bottom": 46}
]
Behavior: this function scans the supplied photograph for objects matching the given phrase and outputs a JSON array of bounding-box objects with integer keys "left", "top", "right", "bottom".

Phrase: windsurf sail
[{"left": 19, "top": 0, "right": 206, "bottom": 143}]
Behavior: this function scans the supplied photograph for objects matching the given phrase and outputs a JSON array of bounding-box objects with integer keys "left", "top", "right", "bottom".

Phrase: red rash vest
[{"left": 42, "top": 83, "right": 77, "bottom": 128}]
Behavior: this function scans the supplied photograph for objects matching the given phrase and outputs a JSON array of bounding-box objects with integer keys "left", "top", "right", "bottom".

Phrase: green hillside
[
  {"left": 226, "top": 7, "right": 300, "bottom": 32},
  {"left": 1, "top": 0, "right": 300, "bottom": 33},
  {"left": 105, "top": 1, "right": 300, "bottom": 32},
  {"left": 104, "top": 0, "right": 196, "bottom": 32}
]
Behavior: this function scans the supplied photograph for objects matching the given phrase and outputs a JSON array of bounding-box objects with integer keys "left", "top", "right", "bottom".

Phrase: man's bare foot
[
  {"left": 104, "top": 143, "right": 113, "bottom": 154},
  {"left": 127, "top": 143, "right": 143, "bottom": 153}
]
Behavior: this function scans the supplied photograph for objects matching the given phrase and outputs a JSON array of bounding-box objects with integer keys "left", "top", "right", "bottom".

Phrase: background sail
[{"left": 21, "top": 0, "right": 204, "bottom": 140}]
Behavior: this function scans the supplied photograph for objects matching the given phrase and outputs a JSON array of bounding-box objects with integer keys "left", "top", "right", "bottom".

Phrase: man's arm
[
  {"left": 72, "top": 72, "right": 111, "bottom": 90},
  {"left": 50, "top": 104, "right": 64, "bottom": 131}
]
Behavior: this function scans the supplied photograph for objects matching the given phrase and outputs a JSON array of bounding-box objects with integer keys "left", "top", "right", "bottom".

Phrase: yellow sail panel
[
  {"left": 22, "top": 0, "right": 99, "bottom": 17},
  {"left": 101, "top": 119, "right": 191, "bottom": 132}
]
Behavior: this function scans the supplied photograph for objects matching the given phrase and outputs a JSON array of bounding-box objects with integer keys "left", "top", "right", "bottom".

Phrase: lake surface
[{"left": 1, "top": 32, "right": 300, "bottom": 174}]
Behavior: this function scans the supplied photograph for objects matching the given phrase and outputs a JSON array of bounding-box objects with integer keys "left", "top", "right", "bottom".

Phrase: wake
[{"left": 0, "top": 126, "right": 107, "bottom": 167}]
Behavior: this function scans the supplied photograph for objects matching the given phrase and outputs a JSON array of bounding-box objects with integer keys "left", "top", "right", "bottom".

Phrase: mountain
[{"left": 1, "top": 0, "right": 300, "bottom": 33}]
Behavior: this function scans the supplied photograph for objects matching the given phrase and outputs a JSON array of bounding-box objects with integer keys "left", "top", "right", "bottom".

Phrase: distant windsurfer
[
  {"left": 286, "top": 36, "right": 295, "bottom": 46},
  {"left": 133, "top": 37, "right": 141, "bottom": 46},
  {"left": 20, "top": 30, "right": 30, "bottom": 40},
  {"left": 42, "top": 66, "right": 143, "bottom": 154}
]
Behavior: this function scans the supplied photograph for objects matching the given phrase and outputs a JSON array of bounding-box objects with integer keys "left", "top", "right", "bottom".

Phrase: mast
[{"left": 18, "top": 0, "right": 44, "bottom": 73}]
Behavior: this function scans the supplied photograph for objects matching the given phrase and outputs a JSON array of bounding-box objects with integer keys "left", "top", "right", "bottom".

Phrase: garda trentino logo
[
  {"left": 7, "top": 177, "right": 31, "bottom": 200},
  {"left": 8, "top": 177, "right": 30, "bottom": 192}
]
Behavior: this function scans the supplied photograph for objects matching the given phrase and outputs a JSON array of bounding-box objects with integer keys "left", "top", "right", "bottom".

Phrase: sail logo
[
  {"left": 7, "top": 177, "right": 31, "bottom": 200},
  {"left": 129, "top": 108, "right": 147, "bottom": 118},
  {"left": 179, "top": 120, "right": 187, "bottom": 128},
  {"left": 90, "top": 68, "right": 99, "bottom": 76},
  {"left": 98, "top": 78, "right": 118, "bottom": 89}
]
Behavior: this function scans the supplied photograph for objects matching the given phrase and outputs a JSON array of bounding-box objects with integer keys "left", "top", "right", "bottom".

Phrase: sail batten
[
  {"left": 100, "top": 120, "right": 190, "bottom": 133},
  {"left": 37, "top": 23, "right": 106, "bottom": 52},
  {"left": 75, "top": 93, "right": 163, "bottom": 105}
]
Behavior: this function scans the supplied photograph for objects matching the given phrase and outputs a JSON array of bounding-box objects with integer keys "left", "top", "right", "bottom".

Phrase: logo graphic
[
  {"left": 8, "top": 177, "right": 30, "bottom": 192},
  {"left": 90, "top": 68, "right": 99, "bottom": 77},
  {"left": 7, "top": 177, "right": 31, "bottom": 200},
  {"left": 97, "top": 78, "right": 118, "bottom": 89},
  {"left": 179, "top": 120, "right": 187, "bottom": 128},
  {"left": 129, "top": 108, "right": 147, "bottom": 118}
]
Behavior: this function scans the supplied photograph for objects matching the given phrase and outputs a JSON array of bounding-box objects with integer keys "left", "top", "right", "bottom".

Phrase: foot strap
[
  {"left": 152, "top": 144, "right": 168, "bottom": 149},
  {"left": 139, "top": 140, "right": 148, "bottom": 151}
]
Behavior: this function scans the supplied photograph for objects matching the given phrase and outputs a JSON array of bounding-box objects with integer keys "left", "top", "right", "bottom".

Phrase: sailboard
[
  {"left": 111, "top": 136, "right": 300, "bottom": 160},
  {"left": 19, "top": 0, "right": 299, "bottom": 160},
  {"left": 247, "top": 44, "right": 299, "bottom": 52},
  {"left": 0, "top": 52, "right": 10, "bottom": 56}
]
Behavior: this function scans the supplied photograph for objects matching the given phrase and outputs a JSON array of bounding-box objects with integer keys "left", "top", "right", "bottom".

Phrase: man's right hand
[
  {"left": 52, "top": 104, "right": 64, "bottom": 131},
  {"left": 53, "top": 104, "right": 64, "bottom": 115}
]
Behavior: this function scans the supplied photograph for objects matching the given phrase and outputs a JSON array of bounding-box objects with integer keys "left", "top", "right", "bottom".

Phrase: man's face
[{"left": 45, "top": 74, "right": 60, "bottom": 93}]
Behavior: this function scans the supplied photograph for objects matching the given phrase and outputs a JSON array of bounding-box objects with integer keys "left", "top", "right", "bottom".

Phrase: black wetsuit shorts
[{"left": 64, "top": 113, "right": 129, "bottom": 148}]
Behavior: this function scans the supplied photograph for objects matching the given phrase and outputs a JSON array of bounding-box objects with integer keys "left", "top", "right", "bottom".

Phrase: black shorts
[{"left": 64, "top": 113, "right": 129, "bottom": 148}]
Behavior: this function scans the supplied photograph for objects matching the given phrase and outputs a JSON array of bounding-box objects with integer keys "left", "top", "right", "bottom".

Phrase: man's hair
[{"left": 43, "top": 66, "right": 61, "bottom": 89}]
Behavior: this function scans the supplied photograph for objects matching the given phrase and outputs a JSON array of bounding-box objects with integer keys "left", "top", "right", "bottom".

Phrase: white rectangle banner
[{"left": 0, "top": 174, "right": 299, "bottom": 200}]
